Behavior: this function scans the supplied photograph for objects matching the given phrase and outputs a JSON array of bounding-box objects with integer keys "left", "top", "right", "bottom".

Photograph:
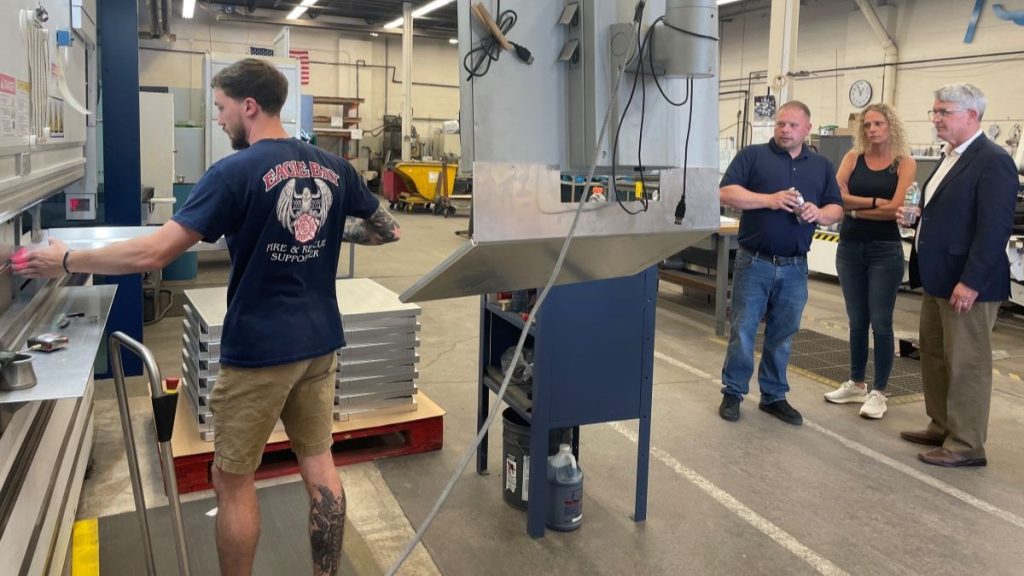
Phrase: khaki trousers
[{"left": 919, "top": 293, "right": 1000, "bottom": 458}]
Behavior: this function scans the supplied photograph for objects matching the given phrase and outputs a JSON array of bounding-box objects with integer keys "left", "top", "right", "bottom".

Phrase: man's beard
[{"left": 228, "top": 123, "right": 250, "bottom": 150}]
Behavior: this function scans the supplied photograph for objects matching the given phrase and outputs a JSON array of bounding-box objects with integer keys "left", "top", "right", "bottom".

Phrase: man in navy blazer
[{"left": 898, "top": 83, "right": 1018, "bottom": 467}]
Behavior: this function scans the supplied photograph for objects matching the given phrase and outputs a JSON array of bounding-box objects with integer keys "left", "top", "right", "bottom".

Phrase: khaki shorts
[{"left": 209, "top": 352, "right": 336, "bottom": 475}]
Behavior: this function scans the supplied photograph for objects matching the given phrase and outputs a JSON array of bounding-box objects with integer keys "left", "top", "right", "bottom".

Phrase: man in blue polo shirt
[{"left": 717, "top": 101, "right": 844, "bottom": 425}]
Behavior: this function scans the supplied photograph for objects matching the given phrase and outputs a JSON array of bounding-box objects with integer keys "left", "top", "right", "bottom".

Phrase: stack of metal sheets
[
  {"left": 333, "top": 278, "right": 421, "bottom": 421},
  {"left": 180, "top": 287, "right": 227, "bottom": 441},
  {"left": 180, "top": 279, "right": 421, "bottom": 439}
]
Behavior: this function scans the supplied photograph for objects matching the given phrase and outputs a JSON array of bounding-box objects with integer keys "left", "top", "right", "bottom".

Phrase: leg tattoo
[{"left": 310, "top": 485, "right": 346, "bottom": 575}]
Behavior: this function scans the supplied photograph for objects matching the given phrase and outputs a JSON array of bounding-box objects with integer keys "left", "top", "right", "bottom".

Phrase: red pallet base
[{"left": 172, "top": 412, "right": 443, "bottom": 494}]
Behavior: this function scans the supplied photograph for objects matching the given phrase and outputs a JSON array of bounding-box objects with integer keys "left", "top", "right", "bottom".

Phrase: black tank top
[{"left": 840, "top": 154, "right": 901, "bottom": 242}]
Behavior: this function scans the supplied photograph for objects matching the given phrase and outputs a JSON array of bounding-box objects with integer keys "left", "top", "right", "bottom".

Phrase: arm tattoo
[
  {"left": 342, "top": 205, "right": 401, "bottom": 246},
  {"left": 310, "top": 485, "right": 346, "bottom": 575}
]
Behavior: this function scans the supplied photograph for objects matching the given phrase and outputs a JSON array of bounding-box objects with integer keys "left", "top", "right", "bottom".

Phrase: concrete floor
[{"left": 80, "top": 212, "right": 1024, "bottom": 575}]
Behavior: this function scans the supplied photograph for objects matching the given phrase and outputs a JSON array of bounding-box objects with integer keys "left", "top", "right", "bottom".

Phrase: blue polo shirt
[{"left": 720, "top": 140, "right": 841, "bottom": 257}]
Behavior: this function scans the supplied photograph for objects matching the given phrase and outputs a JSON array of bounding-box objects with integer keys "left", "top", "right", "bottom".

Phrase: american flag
[
  {"left": 248, "top": 47, "right": 310, "bottom": 86},
  {"left": 289, "top": 49, "right": 311, "bottom": 86}
]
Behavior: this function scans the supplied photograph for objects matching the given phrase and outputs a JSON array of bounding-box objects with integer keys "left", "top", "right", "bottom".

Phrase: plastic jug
[{"left": 546, "top": 443, "right": 583, "bottom": 531}]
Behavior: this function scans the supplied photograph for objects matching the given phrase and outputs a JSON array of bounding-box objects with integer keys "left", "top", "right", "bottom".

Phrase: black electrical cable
[
  {"left": 662, "top": 18, "right": 720, "bottom": 42},
  {"left": 611, "top": 26, "right": 649, "bottom": 215},
  {"left": 462, "top": 8, "right": 516, "bottom": 80},
  {"left": 612, "top": 9, "right": 717, "bottom": 216},
  {"left": 462, "top": 4, "right": 533, "bottom": 80},
  {"left": 634, "top": 18, "right": 650, "bottom": 213},
  {"left": 674, "top": 77, "right": 694, "bottom": 224},
  {"left": 647, "top": 17, "right": 691, "bottom": 107}
]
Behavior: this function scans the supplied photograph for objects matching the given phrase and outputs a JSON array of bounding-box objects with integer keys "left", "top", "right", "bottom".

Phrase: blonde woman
[{"left": 825, "top": 103, "right": 916, "bottom": 419}]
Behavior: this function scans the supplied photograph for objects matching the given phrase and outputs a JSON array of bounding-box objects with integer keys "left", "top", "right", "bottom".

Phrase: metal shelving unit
[{"left": 476, "top": 269, "right": 657, "bottom": 538}]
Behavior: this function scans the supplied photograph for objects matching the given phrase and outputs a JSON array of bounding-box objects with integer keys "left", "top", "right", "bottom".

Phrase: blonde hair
[{"left": 854, "top": 103, "right": 909, "bottom": 168}]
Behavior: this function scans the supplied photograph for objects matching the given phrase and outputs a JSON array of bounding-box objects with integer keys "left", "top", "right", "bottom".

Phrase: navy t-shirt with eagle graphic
[{"left": 173, "top": 138, "right": 379, "bottom": 368}]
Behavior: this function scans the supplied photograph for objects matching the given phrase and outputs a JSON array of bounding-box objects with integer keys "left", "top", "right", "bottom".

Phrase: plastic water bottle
[
  {"left": 792, "top": 188, "right": 807, "bottom": 224},
  {"left": 545, "top": 444, "right": 583, "bottom": 531},
  {"left": 901, "top": 182, "right": 922, "bottom": 226}
]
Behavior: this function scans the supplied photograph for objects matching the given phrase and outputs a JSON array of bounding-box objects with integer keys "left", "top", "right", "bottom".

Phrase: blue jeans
[
  {"left": 836, "top": 239, "right": 904, "bottom": 391},
  {"left": 721, "top": 249, "right": 809, "bottom": 404}
]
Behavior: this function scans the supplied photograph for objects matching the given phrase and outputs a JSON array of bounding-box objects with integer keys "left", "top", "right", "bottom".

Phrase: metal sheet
[
  {"left": 183, "top": 290, "right": 228, "bottom": 333},
  {"left": 401, "top": 230, "right": 711, "bottom": 302},
  {"left": 184, "top": 279, "right": 420, "bottom": 338},
  {"left": 182, "top": 318, "right": 220, "bottom": 358},
  {"left": 334, "top": 398, "right": 418, "bottom": 421},
  {"left": 400, "top": 163, "right": 719, "bottom": 302},
  {"left": 337, "top": 371, "right": 419, "bottom": 388},
  {"left": 337, "top": 380, "right": 417, "bottom": 397},
  {"left": 0, "top": 285, "right": 116, "bottom": 404},
  {"left": 335, "top": 278, "right": 421, "bottom": 319},
  {"left": 335, "top": 395, "right": 417, "bottom": 412},
  {"left": 340, "top": 340, "right": 420, "bottom": 359},
  {"left": 47, "top": 226, "right": 228, "bottom": 251}
]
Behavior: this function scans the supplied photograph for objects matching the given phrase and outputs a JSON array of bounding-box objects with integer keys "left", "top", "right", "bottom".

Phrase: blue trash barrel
[{"left": 162, "top": 183, "right": 198, "bottom": 281}]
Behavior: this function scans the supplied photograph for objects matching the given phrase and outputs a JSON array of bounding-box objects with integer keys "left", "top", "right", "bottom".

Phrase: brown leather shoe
[
  {"left": 918, "top": 448, "right": 987, "bottom": 468},
  {"left": 899, "top": 429, "right": 946, "bottom": 447}
]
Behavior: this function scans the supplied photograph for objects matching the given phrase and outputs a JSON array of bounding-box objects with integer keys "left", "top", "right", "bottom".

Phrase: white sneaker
[
  {"left": 824, "top": 381, "right": 868, "bottom": 404},
  {"left": 859, "top": 390, "right": 888, "bottom": 419}
]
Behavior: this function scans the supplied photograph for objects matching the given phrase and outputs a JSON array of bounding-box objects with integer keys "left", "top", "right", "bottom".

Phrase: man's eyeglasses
[{"left": 927, "top": 108, "right": 963, "bottom": 120}]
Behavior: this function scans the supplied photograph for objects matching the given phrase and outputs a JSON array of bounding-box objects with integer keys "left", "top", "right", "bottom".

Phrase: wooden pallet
[{"left": 169, "top": 387, "right": 444, "bottom": 493}]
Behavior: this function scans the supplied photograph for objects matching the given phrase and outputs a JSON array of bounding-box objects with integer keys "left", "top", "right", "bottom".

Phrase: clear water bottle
[
  {"left": 792, "top": 188, "right": 807, "bottom": 224},
  {"left": 901, "top": 182, "right": 922, "bottom": 226}
]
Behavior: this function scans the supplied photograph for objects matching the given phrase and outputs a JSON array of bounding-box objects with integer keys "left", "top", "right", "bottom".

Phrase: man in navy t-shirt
[
  {"left": 15, "top": 58, "right": 400, "bottom": 575},
  {"left": 716, "top": 101, "right": 843, "bottom": 427}
]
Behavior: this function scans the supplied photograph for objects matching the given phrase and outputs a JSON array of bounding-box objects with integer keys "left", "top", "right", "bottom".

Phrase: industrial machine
[
  {"left": 0, "top": 1, "right": 106, "bottom": 574},
  {"left": 401, "top": 0, "right": 721, "bottom": 303},
  {"left": 389, "top": 0, "right": 721, "bottom": 545}
]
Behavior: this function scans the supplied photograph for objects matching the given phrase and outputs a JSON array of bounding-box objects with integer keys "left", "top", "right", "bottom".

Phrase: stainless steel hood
[{"left": 400, "top": 163, "right": 719, "bottom": 302}]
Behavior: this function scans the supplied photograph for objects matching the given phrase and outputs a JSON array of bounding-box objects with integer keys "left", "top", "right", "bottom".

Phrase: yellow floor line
[{"left": 71, "top": 518, "right": 99, "bottom": 576}]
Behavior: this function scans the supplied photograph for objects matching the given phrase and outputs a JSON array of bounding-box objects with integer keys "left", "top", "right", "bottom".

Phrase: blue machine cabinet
[{"left": 476, "top": 268, "right": 656, "bottom": 537}]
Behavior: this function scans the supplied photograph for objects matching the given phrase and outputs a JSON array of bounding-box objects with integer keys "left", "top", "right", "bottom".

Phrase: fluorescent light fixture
[
  {"left": 448, "top": 38, "right": 458, "bottom": 44},
  {"left": 287, "top": 6, "right": 307, "bottom": 19},
  {"left": 182, "top": 0, "right": 195, "bottom": 18},
  {"left": 370, "top": 32, "right": 380, "bottom": 37},
  {"left": 717, "top": 0, "right": 743, "bottom": 4},
  {"left": 300, "top": 0, "right": 318, "bottom": 5},
  {"left": 383, "top": 0, "right": 456, "bottom": 29}
]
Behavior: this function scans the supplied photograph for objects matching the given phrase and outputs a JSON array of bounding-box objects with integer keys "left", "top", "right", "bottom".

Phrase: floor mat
[
  {"left": 713, "top": 328, "right": 924, "bottom": 400},
  {"left": 93, "top": 479, "right": 377, "bottom": 575}
]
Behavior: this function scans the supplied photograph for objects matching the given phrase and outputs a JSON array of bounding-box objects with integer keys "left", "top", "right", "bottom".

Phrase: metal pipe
[
  {"left": 401, "top": 2, "right": 413, "bottom": 161},
  {"left": 853, "top": 0, "right": 897, "bottom": 104},
  {"left": 160, "top": 0, "right": 172, "bottom": 38},
  {"left": 147, "top": 0, "right": 160, "bottom": 39},
  {"left": 109, "top": 337, "right": 157, "bottom": 576}
]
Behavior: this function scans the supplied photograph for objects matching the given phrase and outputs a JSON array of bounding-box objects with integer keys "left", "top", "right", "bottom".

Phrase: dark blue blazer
[{"left": 909, "top": 134, "right": 1018, "bottom": 301}]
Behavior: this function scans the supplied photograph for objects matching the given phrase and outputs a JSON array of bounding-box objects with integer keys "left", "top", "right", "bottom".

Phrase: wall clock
[{"left": 849, "top": 80, "right": 873, "bottom": 108}]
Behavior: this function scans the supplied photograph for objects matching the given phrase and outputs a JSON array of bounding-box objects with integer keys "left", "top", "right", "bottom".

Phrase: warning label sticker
[
  {"left": 505, "top": 455, "right": 517, "bottom": 493},
  {"left": 0, "top": 73, "right": 30, "bottom": 139}
]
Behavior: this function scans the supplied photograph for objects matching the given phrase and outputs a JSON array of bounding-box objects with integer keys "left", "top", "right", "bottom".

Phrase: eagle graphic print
[{"left": 276, "top": 178, "right": 333, "bottom": 243}]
